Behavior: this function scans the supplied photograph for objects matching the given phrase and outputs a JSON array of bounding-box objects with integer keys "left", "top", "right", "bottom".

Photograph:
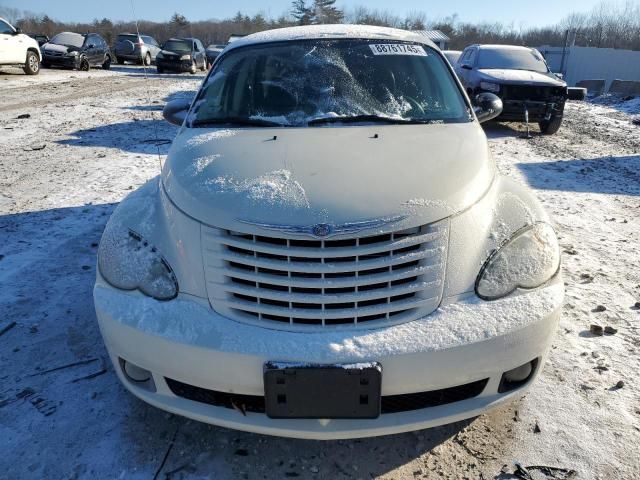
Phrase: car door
[
  {"left": 0, "top": 19, "right": 23, "bottom": 64},
  {"left": 84, "top": 34, "right": 99, "bottom": 65},
  {"left": 456, "top": 47, "right": 477, "bottom": 88},
  {"left": 192, "top": 40, "right": 202, "bottom": 68}
]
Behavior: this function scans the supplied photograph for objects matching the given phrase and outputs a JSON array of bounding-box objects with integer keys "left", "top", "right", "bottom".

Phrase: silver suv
[{"left": 114, "top": 33, "right": 161, "bottom": 66}]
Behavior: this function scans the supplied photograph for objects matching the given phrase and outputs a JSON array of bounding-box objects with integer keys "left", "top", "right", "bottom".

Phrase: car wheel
[
  {"left": 144, "top": 53, "right": 151, "bottom": 66},
  {"left": 539, "top": 116, "right": 563, "bottom": 135},
  {"left": 189, "top": 60, "right": 197, "bottom": 74},
  {"left": 23, "top": 51, "right": 40, "bottom": 75},
  {"left": 200, "top": 59, "right": 207, "bottom": 71},
  {"left": 102, "top": 55, "right": 111, "bottom": 70},
  {"left": 79, "top": 56, "right": 90, "bottom": 71}
]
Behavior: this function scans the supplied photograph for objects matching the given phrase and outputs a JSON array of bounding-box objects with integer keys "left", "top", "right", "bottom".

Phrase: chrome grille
[{"left": 202, "top": 220, "right": 448, "bottom": 330}]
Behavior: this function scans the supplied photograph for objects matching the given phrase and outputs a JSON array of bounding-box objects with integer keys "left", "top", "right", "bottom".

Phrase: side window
[
  {"left": 459, "top": 49, "right": 470, "bottom": 65},
  {"left": 0, "top": 19, "right": 15, "bottom": 35},
  {"left": 467, "top": 48, "right": 477, "bottom": 67},
  {"left": 193, "top": 41, "right": 198, "bottom": 51}
]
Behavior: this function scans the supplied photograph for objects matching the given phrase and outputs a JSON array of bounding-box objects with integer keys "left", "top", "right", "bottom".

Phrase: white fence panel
[{"left": 538, "top": 46, "right": 640, "bottom": 91}]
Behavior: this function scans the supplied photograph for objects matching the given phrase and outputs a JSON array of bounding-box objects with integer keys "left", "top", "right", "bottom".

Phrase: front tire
[
  {"left": 23, "top": 51, "right": 40, "bottom": 75},
  {"left": 189, "top": 60, "right": 197, "bottom": 74},
  {"left": 539, "top": 115, "right": 563, "bottom": 135},
  {"left": 143, "top": 52, "right": 151, "bottom": 66},
  {"left": 79, "top": 56, "right": 90, "bottom": 71}
]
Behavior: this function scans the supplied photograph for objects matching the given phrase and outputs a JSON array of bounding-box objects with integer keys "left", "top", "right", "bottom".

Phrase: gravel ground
[{"left": 1, "top": 65, "right": 639, "bottom": 480}]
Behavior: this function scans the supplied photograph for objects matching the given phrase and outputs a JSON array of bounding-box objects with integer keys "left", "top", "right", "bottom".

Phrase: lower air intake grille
[
  {"left": 202, "top": 219, "right": 449, "bottom": 330},
  {"left": 165, "top": 377, "right": 489, "bottom": 414}
]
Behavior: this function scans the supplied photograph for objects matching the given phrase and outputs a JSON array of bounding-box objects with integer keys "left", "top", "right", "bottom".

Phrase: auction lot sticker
[{"left": 369, "top": 44, "right": 428, "bottom": 56}]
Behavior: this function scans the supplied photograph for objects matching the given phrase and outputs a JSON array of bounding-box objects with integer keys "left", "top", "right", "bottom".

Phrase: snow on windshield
[
  {"left": 50, "top": 32, "right": 84, "bottom": 48},
  {"left": 191, "top": 39, "right": 469, "bottom": 127},
  {"left": 478, "top": 48, "right": 548, "bottom": 73}
]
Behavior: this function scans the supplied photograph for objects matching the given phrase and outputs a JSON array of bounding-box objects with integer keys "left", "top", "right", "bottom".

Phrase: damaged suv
[
  {"left": 95, "top": 25, "right": 563, "bottom": 439},
  {"left": 456, "top": 44, "right": 567, "bottom": 134}
]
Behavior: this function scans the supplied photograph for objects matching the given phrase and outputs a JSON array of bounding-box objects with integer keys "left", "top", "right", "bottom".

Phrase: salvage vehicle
[
  {"left": 42, "top": 32, "right": 112, "bottom": 71},
  {"left": 114, "top": 33, "right": 161, "bottom": 66},
  {"left": 456, "top": 44, "right": 567, "bottom": 134},
  {"left": 0, "top": 17, "right": 41, "bottom": 75},
  {"left": 155, "top": 38, "right": 207, "bottom": 74},
  {"left": 95, "top": 25, "right": 563, "bottom": 440},
  {"left": 27, "top": 33, "right": 49, "bottom": 47},
  {"left": 442, "top": 50, "right": 462, "bottom": 66},
  {"left": 205, "top": 44, "right": 226, "bottom": 66}
]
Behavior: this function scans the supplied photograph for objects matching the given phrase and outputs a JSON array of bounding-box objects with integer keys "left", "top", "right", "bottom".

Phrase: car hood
[
  {"left": 43, "top": 43, "right": 77, "bottom": 54},
  {"left": 478, "top": 69, "right": 565, "bottom": 87},
  {"left": 161, "top": 123, "right": 495, "bottom": 232}
]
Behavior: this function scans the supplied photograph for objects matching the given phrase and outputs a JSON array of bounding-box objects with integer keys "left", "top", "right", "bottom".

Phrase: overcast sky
[{"left": 1, "top": 0, "right": 605, "bottom": 26}]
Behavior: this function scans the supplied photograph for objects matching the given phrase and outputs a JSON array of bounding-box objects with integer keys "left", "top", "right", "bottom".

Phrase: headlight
[
  {"left": 480, "top": 81, "right": 500, "bottom": 93},
  {"left": 98, "top": 228, "right": 178, "bottom": 300},
  {"left": 180, "top": 54, "right": 191, "bottom": 60},
  {"left": 475, "top": 223, "right": 560, "bottom": 300},
  {"left": 66, "top": 51, "right": 79, "bottom": 57}
]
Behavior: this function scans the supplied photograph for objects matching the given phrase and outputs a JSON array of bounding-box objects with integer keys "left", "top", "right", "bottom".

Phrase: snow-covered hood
[
  {"left": 42, "top": 43, "right": 77, "bottom": 55},
  {"left": 478, "top": 69, "right": 565, "bottom": 87},
  {"left": 162, "top": 123, "right": 495, "bottom": 231}
]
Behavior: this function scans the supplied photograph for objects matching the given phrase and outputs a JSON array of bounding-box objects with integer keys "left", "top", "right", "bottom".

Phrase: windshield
[
  {"left": 117, "top": 34, "right": 139, "bottom": 43},
  {"left": 190, "top": 39, "right": 470, "bottom": 127},
  {"left": 477, "top": 48, "right": 548, "bottom": 73},
  {"left": 163, "top": 40, "right": 191, "bottom": 52},
  {"left": 50, "top": 32, "right": 84, "bottom": 48}
]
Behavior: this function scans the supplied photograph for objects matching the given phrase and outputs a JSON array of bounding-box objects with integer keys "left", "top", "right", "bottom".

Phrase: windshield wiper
[
  {"left": 191, "top": 117, "right": 286, "bottom": 128},
  {"left": 308, "top": 115, "right": 418, "bottom": 125}
]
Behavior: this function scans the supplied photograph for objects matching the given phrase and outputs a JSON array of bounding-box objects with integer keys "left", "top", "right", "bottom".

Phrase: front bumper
[
  {"left": 498, "top": 99, "right": 565, "bottom": 122},
  {"left": 94, "top": 279, "right": 563, "bottom": 439},
  {"left": 42, "top": 54, "right": 78, "bottom": 68},
  {"left": 156, "top": 58, "right": 192, "bottom": 72}
]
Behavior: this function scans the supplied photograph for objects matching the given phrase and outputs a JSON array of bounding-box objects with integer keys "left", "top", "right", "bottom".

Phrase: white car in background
[
  {"left": 0, "top": 16, "right": 41, "bottom": 75},
  {"left": 94, "top": 25, "right": 563, "bottom": 439}
]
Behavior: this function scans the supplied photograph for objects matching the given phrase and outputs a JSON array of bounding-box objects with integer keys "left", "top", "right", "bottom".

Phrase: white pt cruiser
[{"left": 95, "top": 25, "right": 563, "bottom": 439}]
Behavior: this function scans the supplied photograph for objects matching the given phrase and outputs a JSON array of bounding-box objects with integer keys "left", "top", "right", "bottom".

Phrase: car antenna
[{"left": 129, "top": 0, "right": 164, "bottom": 174}]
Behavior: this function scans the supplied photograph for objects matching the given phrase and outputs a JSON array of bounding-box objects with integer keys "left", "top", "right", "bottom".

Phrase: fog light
[
  {"left": 498, "top": 358, "right": 539, "bottom": 393},
  {"left": 120, "top": 358, "right": 151, "bottom": 383}
]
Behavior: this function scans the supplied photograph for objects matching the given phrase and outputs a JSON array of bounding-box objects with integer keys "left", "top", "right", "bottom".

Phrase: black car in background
[
  {"left": 42, "top": 32, "right": 112, "bottom": 71},
  {"left": 27, "top": 33, "right": 49, "bottom": 46},
  {"left": 205, "top": 44, "right": 226, "bottom": 66},
  {"left": 156, "top": 38, "right": 207, "bottom": 74},
  {"left": 455, "top": 44, "right": 568, "bottom": 134}
]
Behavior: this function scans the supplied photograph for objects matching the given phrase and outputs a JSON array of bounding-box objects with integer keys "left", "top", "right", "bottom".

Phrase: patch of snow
[{"left": 203, "top": 169, "right": 310, "bottom": 208}]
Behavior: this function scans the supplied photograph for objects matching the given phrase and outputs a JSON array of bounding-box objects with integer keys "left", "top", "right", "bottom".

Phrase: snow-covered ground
[{"left": 1, "top": 65, "right": 639, "bottom": 479}]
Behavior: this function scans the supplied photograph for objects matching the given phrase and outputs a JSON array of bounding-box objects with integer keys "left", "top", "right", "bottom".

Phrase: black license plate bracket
[{"left": 264, "top": 361, "right": 382, "bottom": 419}]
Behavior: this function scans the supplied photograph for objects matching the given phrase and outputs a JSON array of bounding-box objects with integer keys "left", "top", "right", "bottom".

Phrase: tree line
[{"left": 1, "top": 0, "right": 639, "bottom": 51}]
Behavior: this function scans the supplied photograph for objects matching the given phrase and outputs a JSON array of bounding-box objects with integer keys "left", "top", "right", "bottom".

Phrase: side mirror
[
  {"left": 474, "top": 92, "right": 503, "bottom": 123},
  {"left": 163, "top": 98, "right": 191, "bottom": 126},
  {"left": 14, "top": 27, "right": 22, "bottom": 35},
  {"left": 554, "top": 72, "right": 564, "bottom": 80},
  {"left": 461, "top": 64, "right": 472, "bottom": 70}
]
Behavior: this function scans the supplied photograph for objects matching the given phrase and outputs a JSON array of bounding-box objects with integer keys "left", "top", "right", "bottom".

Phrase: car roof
[
  {"left": 475, "top": 44, "right": 535, "bottom": 51},
  {"left": 226, "top": 24, "right": 438, "bottom": 51}
]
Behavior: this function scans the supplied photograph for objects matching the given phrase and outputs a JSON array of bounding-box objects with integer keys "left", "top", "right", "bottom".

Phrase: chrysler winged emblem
[{"left": 238, "top": 215, "right": 408, "bottom": 238}]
